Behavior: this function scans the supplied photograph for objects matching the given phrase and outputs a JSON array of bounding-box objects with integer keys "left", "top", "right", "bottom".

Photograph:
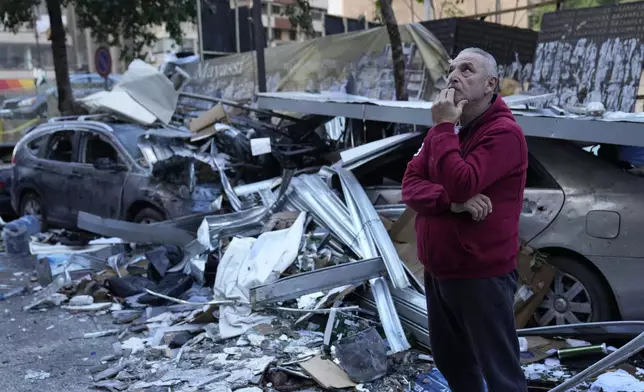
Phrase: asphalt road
[{"left": 0, "top": 253, "right": 117, "bottom": 392}]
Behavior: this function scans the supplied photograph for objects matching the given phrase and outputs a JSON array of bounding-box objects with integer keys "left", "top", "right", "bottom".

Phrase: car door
[
  {"left": 37, "top": 129, "right": 81, "bottom": 227},
  {"left": 519, "top": 154, "right": 565, "bottom": 243},
  {"left": 70, "top": 130, "right": 128, "bottom": 220}
]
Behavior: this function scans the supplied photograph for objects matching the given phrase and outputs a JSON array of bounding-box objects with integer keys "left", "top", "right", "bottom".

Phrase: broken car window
[
  {"left": 26, "top": 135, "right": 47, "bottom": 157},
  {"left": 45, "top": 131, "right": 74, "bottom": 162},
  {"left": 526, "top": 154, "right": 559, "bottom": 189},
  {"left": 110, "top": 123, "right": 147, "bottom": 162},
  {"left": 84, "top": 134, "right": 120, "bottom": 165}
]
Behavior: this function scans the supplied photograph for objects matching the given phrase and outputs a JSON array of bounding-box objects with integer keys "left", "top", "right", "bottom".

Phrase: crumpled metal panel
[
  {"left": 197, "top": 170, "right": 295, "bottom": 250},
  {"left": 279, "top": 172, "right": 411, "bottom": 353},
  {"left": 369, "top": 277, "right": 412, "bottom": 353},
  {"left": 338, "top": 132, "right": 421, "bottom": 170},
  {"left": 250, "top": 257, "right": 388, "bottom": 309},
  {"left": 336, "top": 167, "right": 410, "bottom": 290},
  {"left": 138, "top": 138, "right": 242, "bottom": 211},
  {"left": 209, "top": 148, "right": 243, "bottom": 212},
  {"left": 374, "top": 204, "right": 406, "bottom": 220},
  {"left": 77, "top": 211, "right": 195, "bottom": 247},
  {"left": 234, "top": 177, "right": 282, "bottom": 197},
  {"left": 356, "top": 285, "right": 428, "bottom": 350},
  {"left": 197, "top": 206, "right": 267, "bottom": 250},
  {"left": 283, "top": 175, "right": 361, "bottom": 256}
]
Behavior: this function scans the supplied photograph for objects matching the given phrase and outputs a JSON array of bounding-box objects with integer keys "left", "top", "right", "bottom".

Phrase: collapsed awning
[{"left": 80, "top": 60, "right": 179, "bottom": 125}]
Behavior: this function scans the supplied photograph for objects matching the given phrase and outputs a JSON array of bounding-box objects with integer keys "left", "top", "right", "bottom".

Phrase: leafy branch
[{"left": 282, "top": 0, "right": 315, "bottom": 39}]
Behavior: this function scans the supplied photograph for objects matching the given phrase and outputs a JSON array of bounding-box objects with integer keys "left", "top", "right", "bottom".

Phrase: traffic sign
[{"left": 94, "top": 47, "right": 112, "bottom": 78}]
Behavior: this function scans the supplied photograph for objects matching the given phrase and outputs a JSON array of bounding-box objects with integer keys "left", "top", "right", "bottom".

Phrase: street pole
[
  {"left": 196, "top": 0, "right": 204, "bottom": 59},
  {"left": 410, "top": 0, "right": 414, "bottom": 22},
  {"left": 32, "top": 6, "right": 43, "bottom": 95},
  {"left": 424, "top": 0, "right": 434, "bottom": 20},
  {"left": 235, "top": 0, "right": 240, "bottom": 53},
  {"left": 253, "top": 0, "right": 266, "bottom": 93}
]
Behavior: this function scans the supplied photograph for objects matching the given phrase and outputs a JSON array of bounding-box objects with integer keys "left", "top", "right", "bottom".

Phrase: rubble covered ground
[
  {"left": 2, "top": 153, "right": 644, "bottom": 391},
  {"left": 0, "top": 254, "right": 119, "bottom": 392}
]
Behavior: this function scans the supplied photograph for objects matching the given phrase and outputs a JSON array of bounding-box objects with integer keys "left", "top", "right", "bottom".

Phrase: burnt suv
[{"left": 10, "top": 116, "right": 218, "bottom": 227}]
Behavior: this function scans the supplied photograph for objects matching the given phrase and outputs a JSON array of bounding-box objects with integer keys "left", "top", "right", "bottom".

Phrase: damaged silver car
[{"left": 10, "top": 116, "right": 220, "bottom": 227}]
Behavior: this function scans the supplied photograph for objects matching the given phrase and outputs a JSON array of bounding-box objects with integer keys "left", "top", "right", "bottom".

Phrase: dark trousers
[{"left": 424, "top": 270, "right": 527, "bottom": 392}]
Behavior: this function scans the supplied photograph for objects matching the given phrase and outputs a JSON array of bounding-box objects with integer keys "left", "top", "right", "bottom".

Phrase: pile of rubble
[
  {"left": 11, "top": 149, "right": 644, "bottom": 391},
  {"left": 4, "top": 60, "right": 644, "bottom": 390},
  {"left": 9, "top": 135, "right": 433, "bottom": 391}
]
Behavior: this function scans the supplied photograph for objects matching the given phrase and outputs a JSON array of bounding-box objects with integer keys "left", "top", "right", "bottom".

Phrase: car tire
[
  {"left": 133, "top": 207, "right": 166, "bottom": 224},
  {"left": 534, "top": 255, "right": 615, "bottom": 326},
  {"left": 20, "top": 192, "right": 42, "bottom": 217}
]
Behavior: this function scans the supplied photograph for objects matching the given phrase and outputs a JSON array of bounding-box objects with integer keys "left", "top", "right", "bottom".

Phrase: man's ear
[{"left": 486, "top": 77, "right": 499, "bottom": 94}]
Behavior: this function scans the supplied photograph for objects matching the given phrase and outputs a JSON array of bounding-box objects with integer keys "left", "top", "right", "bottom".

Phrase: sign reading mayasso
[{"left": 181, "top": 23, "right": 450, "bottom": 106}]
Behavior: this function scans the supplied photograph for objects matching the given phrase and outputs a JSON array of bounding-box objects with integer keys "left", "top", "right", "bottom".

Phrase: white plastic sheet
[
  {"left": 590, "top": 369, "right": 644, "bottom": 392},
  {"left": 80, "top": 59, "right": 178, "bottom": 125},
  {"left": 213, "top": 212, "right": 307, "bottom": 339}
]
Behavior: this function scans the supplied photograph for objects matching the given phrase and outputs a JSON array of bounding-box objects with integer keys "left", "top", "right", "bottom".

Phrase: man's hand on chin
[{"left": 432, "top": 88, "right": 468, "bottom": 125}]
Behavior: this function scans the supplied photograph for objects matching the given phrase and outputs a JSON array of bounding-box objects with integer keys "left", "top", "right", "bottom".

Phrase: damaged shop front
[{"left": 2, "top": 132, "right": 643, "bottom": 392}]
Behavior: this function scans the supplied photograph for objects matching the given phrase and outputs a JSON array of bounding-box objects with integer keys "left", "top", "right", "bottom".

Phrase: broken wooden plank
[
  {"left": 250, "top": 257, "right": 387, "bottom": 310},
  {"left": 299, "top": 355, "right": 356, "bottom": 389}
]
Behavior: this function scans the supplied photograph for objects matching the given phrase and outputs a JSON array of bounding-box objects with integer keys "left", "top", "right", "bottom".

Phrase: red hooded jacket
[{"left": 401, "top": 95, "right": 528, "bottom": 279}]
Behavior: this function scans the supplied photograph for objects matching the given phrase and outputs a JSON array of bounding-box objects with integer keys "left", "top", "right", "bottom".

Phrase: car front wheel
[
  {"left": 133, "top": 207, "right": 166, "bottom": 225},
  {"left": 534, "top": 255, "right": 615, "bottom": 326},
  {"left": 20, "top": 192, "right": 42, "bottom": 217}
]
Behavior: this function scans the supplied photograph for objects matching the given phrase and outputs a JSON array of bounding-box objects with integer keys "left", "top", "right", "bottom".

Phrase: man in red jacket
[{"left": 402, "top": 47, "right": 528, "bottom": 392}]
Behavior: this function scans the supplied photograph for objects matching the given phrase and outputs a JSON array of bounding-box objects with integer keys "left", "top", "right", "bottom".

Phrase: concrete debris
[
  {"left": 523, "top": 359, "right": 570, "bottom": 382},
  {"left": 112, "top": 310, "right": 143, "bottom": 324},
  {"left": 93, "top": 363, "right": 129, "bottom": 382},
  {"left": 589, "top": 369, "right": 644, "bottom": 391},
  {"left": 62, "top": 302, "right": 112, "bottom": 312},
  {"left": 84, "top": 329, "right": 121, "bottom": 339},
  {"left": 92, "top": 379, "right": 129, "bottom": 391},
  {"left": 120, "top": 337, "right": 147, "bottom": 355},
  {"left": 68, "top": 294, "right": 94, "bottom": 306},
  {"left": 24, "top": 370, "right": 51, "bottom": 380}
]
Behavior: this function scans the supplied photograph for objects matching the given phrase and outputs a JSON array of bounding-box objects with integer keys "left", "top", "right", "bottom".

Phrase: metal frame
[
  {"left": 249, "top": 257, "right": 388, "bottom": 309},
  {"left": 48, "top": 114, "right": 116, "bottom": 123},
  {"left": 179, "top": 91, "right": 301, "bottom": 121},
  {"left": 256, "top": 92, "right": 644, "bottom": 148}
]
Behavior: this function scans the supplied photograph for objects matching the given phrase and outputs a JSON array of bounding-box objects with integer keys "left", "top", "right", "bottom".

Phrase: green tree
[
  {"left": 283, "top": 0, "right": 315, "bottom": 39},
  {"left": 1, "top": 0, "right": 196, "bottom": 115},
  {"left": 379, "top": 0, "right": 408, "bottom": 100}
]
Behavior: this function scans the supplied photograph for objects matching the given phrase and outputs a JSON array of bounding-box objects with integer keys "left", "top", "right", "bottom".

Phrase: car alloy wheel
[
  {"left": 23, "top": 198, "right": 41, "bottom": 217},
  {"left": 535, "top": 271, "right": 593, "bottom": 326},
  {"left": 138, "top": 218, "right": 158, "bottom": 225}
]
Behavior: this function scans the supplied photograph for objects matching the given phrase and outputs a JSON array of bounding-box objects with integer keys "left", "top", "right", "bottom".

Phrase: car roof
[{"left": 24, "top": 119, "right": 149, "bottom": 160}]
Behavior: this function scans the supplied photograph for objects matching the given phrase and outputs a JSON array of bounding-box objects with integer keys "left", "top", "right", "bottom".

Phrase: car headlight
[{"left": 18, "top": 97, "right": 37, "bottom": 107}]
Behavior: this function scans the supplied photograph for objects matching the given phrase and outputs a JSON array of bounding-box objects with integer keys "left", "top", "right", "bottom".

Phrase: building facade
[
  {"left": 328, "top": 0, "right": 531, "bottom": 29},
  {"left": 229, "top": 0, "right": 329, "bottom": 48}
]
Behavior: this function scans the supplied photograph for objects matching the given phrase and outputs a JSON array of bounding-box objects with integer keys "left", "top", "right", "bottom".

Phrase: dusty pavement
[{"left": 0, "top": 253, "right": 118, "bottom": 392}]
